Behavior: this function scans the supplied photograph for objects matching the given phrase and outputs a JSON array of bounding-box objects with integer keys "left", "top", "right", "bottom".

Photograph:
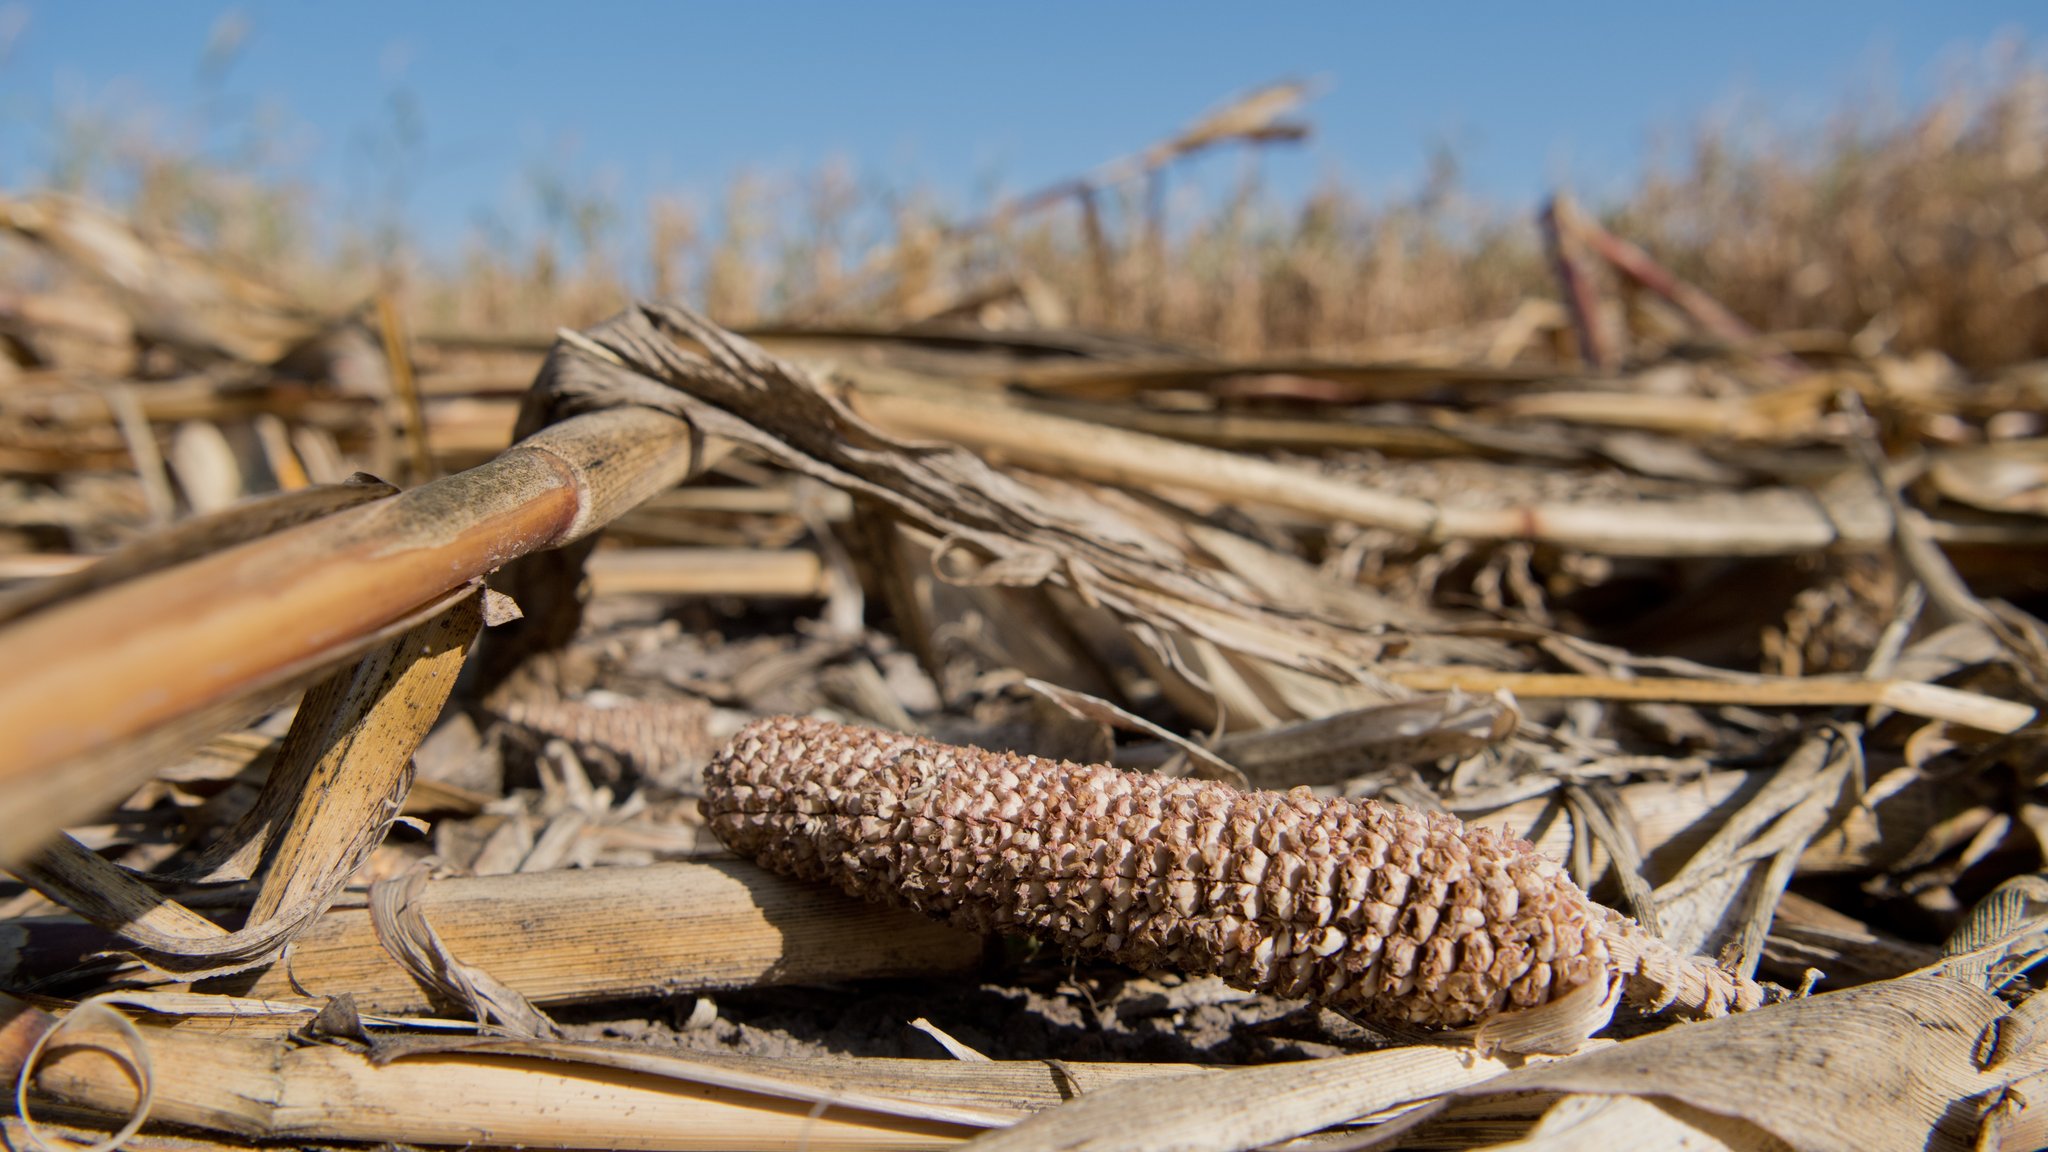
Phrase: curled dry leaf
[{"left": 368, "top": 863, "right": 563, "bottom": 1038}]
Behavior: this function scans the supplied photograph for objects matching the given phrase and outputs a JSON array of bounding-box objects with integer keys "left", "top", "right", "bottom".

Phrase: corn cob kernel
[{"left": 702, "top": 715, "right": 1763, "bottom": 1035}]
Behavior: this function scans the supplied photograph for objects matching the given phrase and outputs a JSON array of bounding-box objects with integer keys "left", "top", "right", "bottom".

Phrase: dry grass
[{"left": 11, "top": 59, "right": 2048, "bottom": 370}]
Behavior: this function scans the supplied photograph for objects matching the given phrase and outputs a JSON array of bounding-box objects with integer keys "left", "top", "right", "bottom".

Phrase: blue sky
[{"left": 0, "top": 3, "right": 2041, "bottom": 261}]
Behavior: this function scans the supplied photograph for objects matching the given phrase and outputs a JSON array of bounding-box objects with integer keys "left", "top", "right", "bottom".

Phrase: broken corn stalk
[{"left": 703, "top": 716, "right": 1765, "bottom": 1047}]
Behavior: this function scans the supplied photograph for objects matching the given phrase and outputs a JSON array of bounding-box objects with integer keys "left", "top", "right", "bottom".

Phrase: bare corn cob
[{"left": 702, "top": 716, "right": 1764, "bottom": 1036}]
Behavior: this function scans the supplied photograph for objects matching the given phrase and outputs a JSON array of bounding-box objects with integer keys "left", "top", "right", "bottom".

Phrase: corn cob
[{"left": 702, "top": 715, "right": 1764, "bottom": 1037}]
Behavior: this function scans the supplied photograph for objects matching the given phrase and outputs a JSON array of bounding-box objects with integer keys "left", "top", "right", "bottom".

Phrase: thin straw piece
[{"left": 1387, "top": 668, "right": 2034, "bottom": 733}]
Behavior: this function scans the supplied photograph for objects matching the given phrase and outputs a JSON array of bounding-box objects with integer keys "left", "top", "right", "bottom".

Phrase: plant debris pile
[{"left": 2, "top": 79, "right": 2048, "bottom": 1152}]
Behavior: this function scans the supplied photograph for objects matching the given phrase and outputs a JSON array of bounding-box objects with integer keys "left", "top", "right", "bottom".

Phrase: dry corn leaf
[
  {"left": 1436, "top": 976, "right": 2047, "bottom": 1152},
  {"left": 531, "top": 304, "right": 1408, "bottom": 699},
  {"left": 368, "top": 862, "right": 562, "bottom": 1037},
  {"left": 1648, "top": 728, "right": 1859, "bottom": 969},
  {"left": 958, "top": 1044, "right": 1531, "bottom": 1152},
  {"left": 1940, "top": 872, "right": 2048, "bottom": 992},
  {"left": 1462, "top": 1093, "right": 1785, "bottom": 1152},
  {"left": 13, "top": 993, "right": 1273, "bottom": 1151}
]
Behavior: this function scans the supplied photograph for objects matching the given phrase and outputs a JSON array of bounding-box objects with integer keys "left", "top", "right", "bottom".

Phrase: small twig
[
  {"left": 1541, "top": 195, "right": 1611, "bottom": 371},
  {"left": 1385, "top": 666, "right": 2032, "bottom": 733}
]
